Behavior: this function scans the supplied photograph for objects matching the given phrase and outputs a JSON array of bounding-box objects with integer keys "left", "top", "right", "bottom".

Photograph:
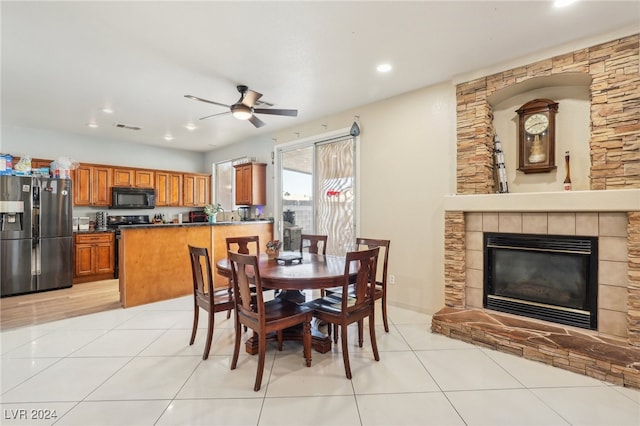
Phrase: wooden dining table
[{"left": 216, "top": 251, "right": 357, "bottom": 354}]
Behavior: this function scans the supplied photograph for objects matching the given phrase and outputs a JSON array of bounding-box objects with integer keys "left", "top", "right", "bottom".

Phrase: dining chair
[
  {"left": 300, "top": 234, "right": 327, "bottom": 255},
  {"left": 304, "top": 247, "right": 380, "bottom": 379},
  {"left": 188, "top": 245, "right": 235, "bottom": 360},
  {"left": 228, "top": 251, "right": 313, "bottom": 391},
  {"left": 326, "top": 238, "right": 391, "bottom": 332}
]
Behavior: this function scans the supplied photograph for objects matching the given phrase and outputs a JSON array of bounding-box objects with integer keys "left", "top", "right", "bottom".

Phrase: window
[{"left": 215, "top": 160, "right": 233, "bottom": 211}]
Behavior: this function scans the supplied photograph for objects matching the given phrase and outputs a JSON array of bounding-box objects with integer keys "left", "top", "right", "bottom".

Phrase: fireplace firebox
[{"left": 483, "top": 232, "right": 598, "bottom": 330}]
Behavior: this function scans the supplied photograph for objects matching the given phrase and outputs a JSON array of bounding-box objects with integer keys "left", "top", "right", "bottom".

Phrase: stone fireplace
[{"left": 432, "top": 33, "right": 640, "bottom": 389}]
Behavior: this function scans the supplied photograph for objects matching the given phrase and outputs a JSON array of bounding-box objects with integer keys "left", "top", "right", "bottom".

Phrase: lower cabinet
[{"left": 73, "top": 232, "right": 115, "bottom": 283}]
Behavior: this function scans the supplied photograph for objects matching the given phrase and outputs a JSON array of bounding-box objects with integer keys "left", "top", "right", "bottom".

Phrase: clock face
[{"left": 524, "top": 113, "right": 549, "bottom": 135}]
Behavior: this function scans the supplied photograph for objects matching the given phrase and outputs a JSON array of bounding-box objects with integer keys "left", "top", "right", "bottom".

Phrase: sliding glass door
[{"left": 277, "top": 135, "right": 356, "bottom": 256}]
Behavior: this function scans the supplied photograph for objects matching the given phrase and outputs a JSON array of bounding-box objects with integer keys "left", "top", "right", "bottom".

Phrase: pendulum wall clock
[{"left": 516, "top": 98, "right": 558, "bottom": 174}]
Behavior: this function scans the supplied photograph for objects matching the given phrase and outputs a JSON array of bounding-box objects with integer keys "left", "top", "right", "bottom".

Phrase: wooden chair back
[
  {"left": 356, "top": 238, "right": 390, "bottom": 331},
  {"left": 356, "top": 238, "right": 390, "bottom": 288},
  {"left": 226, "top": 235, "right": 260, "bottom": 256},
  {"left": 300, "top": 234, "right": 327, "bottom": 255},
  {"left": 228, "top": 251, "right": 263, "bottom": 323},
  {"left": 342, "top": 247, "right": 379, "bottom": 313},
  {"left": 188, "top": 245, "right": 214, "bottom": 298}
]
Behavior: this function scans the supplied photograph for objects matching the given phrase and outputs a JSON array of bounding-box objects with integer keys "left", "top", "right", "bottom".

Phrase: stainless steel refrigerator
[{"left": 0, "top": 176, "right": 73, "bottom": 297}]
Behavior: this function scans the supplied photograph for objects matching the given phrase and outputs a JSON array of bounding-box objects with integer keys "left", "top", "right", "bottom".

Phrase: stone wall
[
  {"left": 444, "top": 211, "right": 465, "bottom": 308},
  {"left": 629, "top": 212, "right": 640, "bottom": 347},
  {"left": 456, "top": 34, "right": 640, "bottom": 194}
]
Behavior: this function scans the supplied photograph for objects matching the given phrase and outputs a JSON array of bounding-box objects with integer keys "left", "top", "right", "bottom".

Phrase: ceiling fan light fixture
[{"left": 231, "top": 104, "right": 252, "bottom": 120}]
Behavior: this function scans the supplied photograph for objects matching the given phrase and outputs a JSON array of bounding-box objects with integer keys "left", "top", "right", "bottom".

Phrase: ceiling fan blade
[
  {"left": 253, "top": 108, "right": 298, "bottom": 117},
  {"left": 184, "top": 95, "right": 230, "bottom": 109},
  {"left": 242, "top": 90, "right": 263, "bottom": 108},
  {"left": 199, "top": 111, "right": 231, "bottom": 120},
  {"left": 248, "top": 115, "right": 266, "bottom": 128}
]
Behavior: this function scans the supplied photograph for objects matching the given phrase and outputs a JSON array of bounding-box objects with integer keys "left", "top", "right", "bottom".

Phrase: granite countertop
[
  {"left": 73, "top": 229, "right": 115, "bottom": 234},
  {"left": 116, "top": 220, "right": 273, "bottom": 230}
]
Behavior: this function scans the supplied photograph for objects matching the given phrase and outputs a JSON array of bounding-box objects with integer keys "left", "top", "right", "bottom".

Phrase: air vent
[{"left": 115, "top": 123, "right": 142, "bottom": 131}]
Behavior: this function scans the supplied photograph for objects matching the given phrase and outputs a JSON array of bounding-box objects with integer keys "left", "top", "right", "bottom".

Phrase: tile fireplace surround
[{"left": 435, "top": 190, "right": 640, "bottom": 388}]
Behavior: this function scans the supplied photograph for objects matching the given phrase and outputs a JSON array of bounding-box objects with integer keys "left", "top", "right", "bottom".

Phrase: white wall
[
  {"left": 2, "top": 125, "right": 205, "bottom": 172},
  {"left": 2, "top": 125, "right": 208, "bottom": 221}
]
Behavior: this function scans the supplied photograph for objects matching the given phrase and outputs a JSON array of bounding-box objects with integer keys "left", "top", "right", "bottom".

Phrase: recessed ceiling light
[
  {"left": 185, "top": 123, "right": 197, "bottom": 131},
  {"left": 376, "top": 63, "right": 392, "bottom": 73},
  {"left": 101, "top": 108, "right": 114, "bottom": 114},
  {"left": 86, "top": 122, "right": 98, "bottom": 128},
  {"left": 164, "top": 134, "right": 174, "bottom": 141}
]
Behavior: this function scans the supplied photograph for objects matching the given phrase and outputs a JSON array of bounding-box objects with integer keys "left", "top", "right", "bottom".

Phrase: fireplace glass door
[{"left": 484, "top": 232, "right": 598, "bottom": 329}]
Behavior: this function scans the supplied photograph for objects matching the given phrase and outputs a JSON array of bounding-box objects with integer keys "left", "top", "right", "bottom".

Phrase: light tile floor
[{"left": 1, "top": 296, "right": 639, "bottom": 426}]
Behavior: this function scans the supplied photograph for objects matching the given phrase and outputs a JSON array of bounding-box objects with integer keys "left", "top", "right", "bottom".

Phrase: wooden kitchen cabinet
[
  {"left": 155, "top": 171, "right": 182, "bottom": 206},
  {"left": 31, "top": 158, "right": 52, "bottom": 169},
  {"left": 112, "top": 168, "right": 134, "bottom": 187},
  {"left": 113, "top": 168, "right": 155, "bottom": 188},
  {"left": 72, "top": 165, "right": 112, "bottom": 206},
  {"left": 183, "top": 173, "right": 211, "bottom": 207},
  {"left": 135, "top": 169, "right": 155, "bottom": 187},
  {"left": 73, "top": 232, "right": 115, "bottom": 283},
  {"left": 234, "top": 162, "right": 266, "bottom": 206}
]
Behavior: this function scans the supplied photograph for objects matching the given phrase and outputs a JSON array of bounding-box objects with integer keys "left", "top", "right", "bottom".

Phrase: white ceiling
[{"left": 2, "top": 1, "right": 638, "bottom": 152}]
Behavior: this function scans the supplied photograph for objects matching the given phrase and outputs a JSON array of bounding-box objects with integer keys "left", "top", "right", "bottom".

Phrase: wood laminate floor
[{"left": 0, "top": 279, "right": 120, "bottom": 330}]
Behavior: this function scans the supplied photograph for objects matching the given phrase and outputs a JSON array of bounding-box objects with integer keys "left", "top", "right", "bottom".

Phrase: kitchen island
[{"left": 118, "top": 221, "right": 273, "bottom": 307}]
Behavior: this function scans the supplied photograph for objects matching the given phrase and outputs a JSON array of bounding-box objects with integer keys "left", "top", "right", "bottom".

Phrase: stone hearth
[{"left": 432, "top": 307, "right": 640, "bottom": 388}]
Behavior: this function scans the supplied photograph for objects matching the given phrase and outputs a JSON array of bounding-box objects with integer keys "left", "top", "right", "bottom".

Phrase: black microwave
[{"left": 111, "top": 187, "right": 155, "bottom": 209}]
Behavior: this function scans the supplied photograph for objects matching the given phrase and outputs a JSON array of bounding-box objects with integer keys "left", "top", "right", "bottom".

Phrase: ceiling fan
[{"left": 185, "top": 85, "right": 298, "bottom": 128}]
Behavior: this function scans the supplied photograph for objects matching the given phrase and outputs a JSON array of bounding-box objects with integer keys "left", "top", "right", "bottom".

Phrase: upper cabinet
[
  {"left": 135, "top": 170, "right": 155, "bottom": 188},
  {"left": 112, "top": 168, "right": 155, "bottom": 188},
  {"left": 155, "top": 171, "right": 183, "bottom": 206},
  {"left": 234, "top": 162, "right": 266, "bottom": 206},
  {"left": 8, "top": 156, "right": 211, "bottom": 208},
  {"left": 183, "top": 173, "right": 211, "bottom": 207},
  {"left": 73, "top": 165, "right": 112, "bottom": 206}
]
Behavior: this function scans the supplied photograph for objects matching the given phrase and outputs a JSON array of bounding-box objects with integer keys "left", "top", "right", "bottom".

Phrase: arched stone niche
[
  {"left": 455, "top": 34, "right": 640, "bottom": 195},
  {"left": 489, "top": 73, "right": 591, "bottom": 192}
]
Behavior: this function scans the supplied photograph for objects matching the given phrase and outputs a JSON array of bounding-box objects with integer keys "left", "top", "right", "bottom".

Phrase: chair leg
[
  {"left": 203, "top": 309, "right": 214, "bottom": 360},
  {"left": 254, "top": 332, "right": 267, "bottom": 392},
  {"left": 357, "top": 319, "right": 364, "bottom": 347},
  {"left": 189, "top": 304, "right": 199, "bottom": 345},
  {"left": 277, "top": 330, "right": 283, "bottom": 351},
  {"left": 226, "top": 280, "right": 233, "bottom": 319},
  {"left": 369, "top": 312, "right": 380, "bottom": 362},
  {"left": 231, "top": 314, "right": 241, "bottom": 370},
  {"left": 333, "top": 323, "right": 339, "bottom": 344},
  {"left": 381, "top": 295, "right": 389, "bottom": 333},
  {"left": 303, "top": 321, "right": 312, "bottom": 367},
  {"left": 340, "top": 323, "right": 352, "bottom": 380}
]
